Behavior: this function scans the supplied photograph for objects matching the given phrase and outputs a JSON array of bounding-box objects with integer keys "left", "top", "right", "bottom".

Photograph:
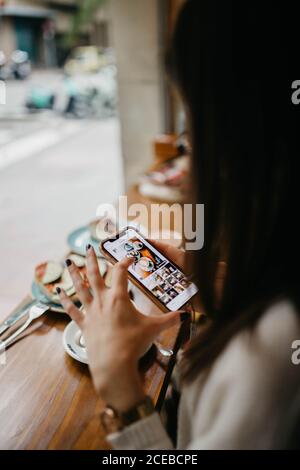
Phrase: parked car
[{"left": 64, "top": 46, "right": 115, "bottom": 76}]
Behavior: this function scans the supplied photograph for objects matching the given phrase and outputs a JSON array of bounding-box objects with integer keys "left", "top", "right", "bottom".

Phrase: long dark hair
[{"left": 168, "top": 1, "right": 300, "bottom": 381}]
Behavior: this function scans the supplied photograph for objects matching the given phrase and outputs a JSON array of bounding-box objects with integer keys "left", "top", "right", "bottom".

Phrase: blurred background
[{"left": 0, "top": 0, "right": 188, "bottom": 314}]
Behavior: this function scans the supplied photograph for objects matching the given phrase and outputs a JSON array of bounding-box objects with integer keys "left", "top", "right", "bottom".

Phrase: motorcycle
[
  {"left": 10, "top": 50, "right": 31, "bottom": 80},
  {"left": 25, "top": 87, "right": 55, "bottom": 111},
  {"left": 0, "top": 51, "right": 10, "bottom": 81},
  {"left": 25, "top": 67, "right": 117, "bottom": 118},
  {"left": 0, "top": 50, "right": 31, "bottom": 81}
]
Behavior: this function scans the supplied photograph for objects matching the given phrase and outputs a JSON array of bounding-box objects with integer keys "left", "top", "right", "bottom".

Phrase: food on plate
[
  {"left": 55, "top": 268, "right": 75, "bottom": 294},
  {"left": 68, "top": 253, "right": 86, "bottom": 268},
  {"left": 36, "top": 261, "right": 63, "bottom": 285},
  {"left": 138, "top": 257, "right": 154, "bottom": 272},
  {"left": 35, "top": 257, "right": 107, "bottom": 305},
  {"left": 35, "top": 262, "right": 86, "bottom": 304}
]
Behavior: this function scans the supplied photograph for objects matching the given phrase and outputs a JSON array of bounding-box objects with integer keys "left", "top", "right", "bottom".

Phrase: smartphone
[{"left": 100, "top": 226, "right": 198, "bottom": 312}]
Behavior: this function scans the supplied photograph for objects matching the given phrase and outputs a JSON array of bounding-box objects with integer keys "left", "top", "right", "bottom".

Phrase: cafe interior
[
  {"left": 0, "top": 0, "right": 192, "bottom": 450},
  {"left": 1, "top": 0, "right": 300, "bottom": 454}
]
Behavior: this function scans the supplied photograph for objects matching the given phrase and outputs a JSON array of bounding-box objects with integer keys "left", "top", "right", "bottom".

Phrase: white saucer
[
  {"left": 63, "top": 319, "right": 153, "bottom": 365},
  {"left": 63, "top": 321, "right": 88, "bottom": 364}
]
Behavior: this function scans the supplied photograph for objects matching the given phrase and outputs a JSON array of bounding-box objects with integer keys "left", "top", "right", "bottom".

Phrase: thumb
[{"left": 151, "top": 310, "right": 191, "bottom": 333}]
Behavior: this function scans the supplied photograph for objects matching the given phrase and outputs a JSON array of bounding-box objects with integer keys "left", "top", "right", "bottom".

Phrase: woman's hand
[
  {"left": 148, "top": 239, "right": 187, "bottom": 272},
  {"left": 151, "top": 240, "right": 226, "bottom": 311},
  {"left": 57, "top": 245, "right": 185, "bottom": 413}
]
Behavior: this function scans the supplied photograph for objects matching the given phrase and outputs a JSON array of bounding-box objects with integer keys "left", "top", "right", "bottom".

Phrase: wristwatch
[{"left": 100, "top": 396, "right": 155, "bottom": 434}]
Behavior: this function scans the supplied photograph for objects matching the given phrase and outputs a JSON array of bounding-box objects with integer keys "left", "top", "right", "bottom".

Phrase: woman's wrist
[
  {"left": 113, "top": 387, "right": 146, "bottom": 414},
  {"left": 100, "top": 395, "right": 154, "bottom": 434},
  {"left": 95, "top": 362, "right": 145, "bottom": 413}
]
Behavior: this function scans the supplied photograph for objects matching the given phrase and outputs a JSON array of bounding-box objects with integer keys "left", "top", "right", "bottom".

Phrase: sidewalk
[{"left": 0, "top": 117, "right": 123, "bottom": 318}]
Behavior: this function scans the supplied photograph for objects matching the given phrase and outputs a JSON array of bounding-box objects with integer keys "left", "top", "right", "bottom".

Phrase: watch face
[
  {"left": 100, "top": 397, "right": 155, "bottom": 434},
  {"left": 100, "top": 407, "right": 122, "bottom": 434}
]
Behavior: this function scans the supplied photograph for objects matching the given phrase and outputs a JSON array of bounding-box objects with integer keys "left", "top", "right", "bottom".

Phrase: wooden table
[
  {"left": 0, "top": 288, "right": 185, "bottom": 450},
  {"left": 0, "top": 184, "right": 188, "bottom": 449}
]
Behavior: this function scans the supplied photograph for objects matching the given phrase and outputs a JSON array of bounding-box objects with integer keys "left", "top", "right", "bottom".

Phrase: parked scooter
[
  {"left": 63, "top": 68, "right": 117, "bottom": 118},
  {"left": 25, "top": 68, "right": 117, "bottom": 118},
  {"left": 10, "top": 50, "right": 31, "bottom": 80},
  {"left": 26, "top": 87, "right": 55, "bottom": 111},
  {"left": 0, "top": 51, "right": 10, "bottom": 81},
  {"left": 0, "top": 50, "right": 31, "bottom": 80}
]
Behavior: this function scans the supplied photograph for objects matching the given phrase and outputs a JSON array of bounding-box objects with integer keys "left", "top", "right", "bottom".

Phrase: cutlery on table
[
  {"left": 0, "top": 299, "right": 37, "bottom": 337},
  {"left": 0, "top": 302, "right": 50, "bottom": 353}
]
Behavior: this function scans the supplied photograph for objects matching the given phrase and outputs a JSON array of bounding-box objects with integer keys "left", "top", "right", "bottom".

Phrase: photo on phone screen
[{"left": 102, "top": 227, "right": 198, "bottom": 311}]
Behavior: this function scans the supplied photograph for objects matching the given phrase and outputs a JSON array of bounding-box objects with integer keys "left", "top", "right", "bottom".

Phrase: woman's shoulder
[
  {"left": 251, "top": 299, "right": 300, "bottom": 359},
  {"left": 196, "top": 299, "right": 300, "bottom": 388},
  {"left": 182, "top": 300, "right": 300, "bottom": 449},
  {"left": 185, "top": 299, "right": 300, "bottom": 396},
  {"left": 218, "top": 299, "right": 300, "bottom": 389}
]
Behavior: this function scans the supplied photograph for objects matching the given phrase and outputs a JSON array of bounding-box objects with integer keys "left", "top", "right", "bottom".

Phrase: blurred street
[
  {"left": 0, "top": 71, "right": 123, "bottom": 317},
  {"left": 0, "top": 70, "right": 85, "bottom": 169}
]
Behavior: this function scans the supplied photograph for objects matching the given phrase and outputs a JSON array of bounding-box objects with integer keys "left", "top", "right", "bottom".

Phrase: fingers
[
  {"left": 147, "top": 238, "right": 186, "bottom": 268},
  {"left": 57, "top": 287, "right": 84, "bottom": 327},
  {"left": 86, "top": 245, "right": 105, "bottom": 295},
  {"left": 65, "top": 259, "right": 93, "bottom": 306},
  {"left": 111, "top": 256, "right": 134, "bottom": 297},
  {"left": 148, "top": 238, "right": 178, "bottom": 256},
  {"left": 149, "top": 310, "right": 190, "bottom": 334}
]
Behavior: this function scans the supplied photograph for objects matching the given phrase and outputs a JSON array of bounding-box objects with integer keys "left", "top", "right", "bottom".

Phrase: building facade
[{"left": 0, "top": 0, "right": 110, "bottom": 67}]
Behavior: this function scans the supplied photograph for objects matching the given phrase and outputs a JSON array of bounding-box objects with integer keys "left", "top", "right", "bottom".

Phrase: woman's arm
[
  {"left": 108, "top": 301, "right": 300, "bottom": 450},
  {"left": 57, "top": 243, "right": 185, "bottom": 418}
]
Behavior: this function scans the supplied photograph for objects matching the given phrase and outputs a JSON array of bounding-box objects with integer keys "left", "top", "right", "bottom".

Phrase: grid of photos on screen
[
  {"left": 150, "top": 263, "right": 192, "bottom": 306},
  {"left": 105, "top": 230, "right": 193, "bottom": 308}
]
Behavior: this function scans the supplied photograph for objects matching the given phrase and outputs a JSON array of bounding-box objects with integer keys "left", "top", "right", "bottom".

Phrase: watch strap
[
  {"left": 100, "top": 396, "right": 154, "bottom": 434},
  {"left": 120, "top": 395, "right": 154, "bottom": 427}
]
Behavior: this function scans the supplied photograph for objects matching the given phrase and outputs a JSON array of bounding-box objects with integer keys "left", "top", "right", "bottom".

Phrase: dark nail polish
[
  {"left": 180, "top": 312, "right": 190, "bottom": 322},
  {"left": 86, "top": 244, "right": 91, "bottom": 251},
  {"left": 65, "top": 259, "right": 72, "bottom": 267},
  {"left": 56, "top": 287, "right": 61, "bottom": 294}
]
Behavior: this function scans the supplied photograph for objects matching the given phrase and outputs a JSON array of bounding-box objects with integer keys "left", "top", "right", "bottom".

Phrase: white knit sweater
[{"left": 108, "top": 300, "right": 300, "bottom": 449}]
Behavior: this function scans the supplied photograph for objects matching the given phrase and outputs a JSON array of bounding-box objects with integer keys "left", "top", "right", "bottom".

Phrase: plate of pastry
[{"left": 32, "top": 255, "right": 107, "bottom": 308}]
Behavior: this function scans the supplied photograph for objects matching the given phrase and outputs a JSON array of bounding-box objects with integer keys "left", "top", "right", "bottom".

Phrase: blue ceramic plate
[
  {"left": 67, "top": 226, "right": 102, "bottom": 258},
  {"left": 31, "top": 281, "right": 65, "bottom": 313}
]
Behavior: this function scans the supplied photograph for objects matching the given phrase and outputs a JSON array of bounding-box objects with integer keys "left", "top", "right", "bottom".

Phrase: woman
[{"left": 57, "top": 1, "right": 300, "bottom": 449}]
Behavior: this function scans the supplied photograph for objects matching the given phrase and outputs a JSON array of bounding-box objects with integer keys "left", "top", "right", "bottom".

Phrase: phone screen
[{"left": 102, "top": 227, "right": 198, "bottom": 311}]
